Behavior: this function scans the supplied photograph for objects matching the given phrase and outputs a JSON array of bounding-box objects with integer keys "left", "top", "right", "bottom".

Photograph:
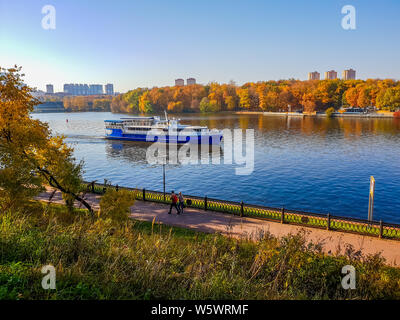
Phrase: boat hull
[{"left": 105, "top": 130, "right": 223, "bottom": 145}]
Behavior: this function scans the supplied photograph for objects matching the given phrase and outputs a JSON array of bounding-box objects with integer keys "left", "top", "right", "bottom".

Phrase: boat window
[{"left": 127, "top": 127, "right": 151, "bottom": 131}]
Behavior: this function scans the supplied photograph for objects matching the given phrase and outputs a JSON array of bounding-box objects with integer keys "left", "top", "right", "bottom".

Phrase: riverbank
[
  {"left": 37, "top": 188, "right": 400, "bottom": 267},
  {"left": 236, "top": 111, "right": 397, "bottom": 118}
]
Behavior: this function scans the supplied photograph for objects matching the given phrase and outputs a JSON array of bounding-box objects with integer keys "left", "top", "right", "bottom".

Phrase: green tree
[
  {"left": 199, "top": 97, "right": 218, "bottom": 113},
  {"left": 124, "top": 88, "right": 145, "bottom": 112},
  {"left": 376, "top": 87, "right": 400, "bottom": 111}
]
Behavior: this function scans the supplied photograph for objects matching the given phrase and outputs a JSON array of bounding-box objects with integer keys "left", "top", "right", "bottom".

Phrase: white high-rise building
[
  {"left": 342, "top": 69, "right": 356, "bottom": 80},
  {"left": 46, "top": 84, "right": 54, "bottom": 94},
  {"left": 105, "top": 83, "right": 114, "bottom": 95},
  {"left": 325, "top": 70, "right": 338, "bottom": 80},
  {"left": 308, "top": 72, "right": 320, "bottom": 81}
]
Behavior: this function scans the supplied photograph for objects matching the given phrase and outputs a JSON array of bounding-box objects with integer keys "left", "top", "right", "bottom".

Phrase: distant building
[
  {"left": 64, "top": 83, "right": 104, "bottom": 95},
  {"left": 105, "top": 83, "right": 114, "bottom": 95},
  {"left": 64, "top": 84, "right": 88, "bottom": 95},
  {"left": 46, "top": 84, "right": 54, "bottom": 94},
  {"left": 175, "top": 79, "right": 184, "bottom": 86},
  {"left": 342, "top": 69, "right": 356, "bottom": 80},
  {"left": 325, "top": 70, "right": 338, "bottom": 80},
  {"left": 89, "top": 84, "right": 103, "bottom": 95},
  {"left": 308, "top": 72, "right": 320, "bottom": 81},
  {"left": 187, "top": 78, "right": 196, "bottom": 85}
]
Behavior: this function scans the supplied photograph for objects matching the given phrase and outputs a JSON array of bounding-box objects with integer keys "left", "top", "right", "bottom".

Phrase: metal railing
[{"left": 82, "top": 181, "right": 400, "bottom": 241}]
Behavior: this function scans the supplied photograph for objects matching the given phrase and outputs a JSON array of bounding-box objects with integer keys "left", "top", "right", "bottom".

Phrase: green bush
[
  {"left": 99, "top": 189, "right": 136, "bottom": 222},
  {"left": 1, "top": 203, "right": 400, "bottom": 300}
]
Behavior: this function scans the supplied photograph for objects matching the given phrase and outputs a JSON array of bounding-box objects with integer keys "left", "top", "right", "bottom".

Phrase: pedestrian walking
[
  {"left": 178, "top": 192, "right": 185, "bottom": 214},
  {"left": 168, "top": 191, "right": 180, "bottom": 215}
]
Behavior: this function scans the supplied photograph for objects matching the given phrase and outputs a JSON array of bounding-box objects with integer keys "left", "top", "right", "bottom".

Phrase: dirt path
[{"left": 36, "top": 189, "right": 400, "bottom": 267}]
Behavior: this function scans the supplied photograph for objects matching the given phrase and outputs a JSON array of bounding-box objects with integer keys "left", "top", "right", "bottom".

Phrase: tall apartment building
[
  {"left": 46, "top": 84, "right": 54, "bottom": 94},
  {"left": 308, "top": 72, "right": 320, "bottom": 81},
  {"left": 187, "top": 78, "right": 196, "bottom": 85},
  {"left": 89, "top": 84, "right": 103, "bottom": 95},
  {"left": 342, "top": 69, "right": 356, "bottom": 80},
  {"left": 64, "top": 83, "right": 103, "bottom": 95},
  {"left": 64, "top": 84, "right": 89, "bottom": 95},
  {"left": 105, "top": 83, "right": 114, "bottom": 95},
  {"left": 324, "top": 70, "right": 338, "bottom": 80},
  {"left": 175, "top": 79, "right": 185, "bottom": 86}
]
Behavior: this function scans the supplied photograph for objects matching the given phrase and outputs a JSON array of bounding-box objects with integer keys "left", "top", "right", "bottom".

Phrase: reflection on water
[
  {"left": 32, "top": 112, "right": 400, "bottom": 223},
  {"left": 106, "top": 141, "right": 224, "bottom": 167}
]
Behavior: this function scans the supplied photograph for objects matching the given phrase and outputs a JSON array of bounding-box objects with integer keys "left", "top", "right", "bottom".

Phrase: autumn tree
[
  {"left": 222, "top": 83, "right": 238, "bottom": 110},
  {"left": 237, "top": 87, "right": 251, "bottom": 109},
  {"left": 106, "top": 78, "right": 400, "bottom": 114},
  {"left": 167, "top": 101, "right": 184, "bottom": 113},
  {"left": 0, "top": 66, "right": 92, "bottom": 214},
  {"left": 110, "top": 94, "right": 129, "bottom": 113},
  {"left": 124, "top": 88, "right": 146, "bottom": 112},
  {"left": 139, "top": 91, "right": 153, "bottom": 113},
  {"left": 345, "top": 87, "right": 359, "bottom": 107},
  {"left": 301, "top": 93, "right": 317, "bottom": 113}
]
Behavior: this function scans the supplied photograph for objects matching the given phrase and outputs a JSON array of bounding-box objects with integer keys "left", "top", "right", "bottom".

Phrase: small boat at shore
[{"left": 104, "top": 112, "right": 223, "bottom": 145}]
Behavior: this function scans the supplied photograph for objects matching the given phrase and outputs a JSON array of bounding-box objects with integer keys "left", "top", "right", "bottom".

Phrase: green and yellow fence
[{"left": 82, "top": 181, "right": 400, "bottom": 241}]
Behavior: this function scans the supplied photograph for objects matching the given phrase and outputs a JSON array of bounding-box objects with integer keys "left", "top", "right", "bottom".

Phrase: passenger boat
[{"left": 104, "top": 112, "right": 223, "bottom": 145}]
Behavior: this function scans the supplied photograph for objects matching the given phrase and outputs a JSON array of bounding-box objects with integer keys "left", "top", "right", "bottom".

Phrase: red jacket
[{"left": 171, "top": 194, "right": 178, "bottom": 204}]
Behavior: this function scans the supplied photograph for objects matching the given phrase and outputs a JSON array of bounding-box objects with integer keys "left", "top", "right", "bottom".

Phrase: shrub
[
  {"left": 99, "top": 189, "right": 135, "bottom": 222},
  {"left": 326, "top": 107, "right": 335, "bottom": 118}
]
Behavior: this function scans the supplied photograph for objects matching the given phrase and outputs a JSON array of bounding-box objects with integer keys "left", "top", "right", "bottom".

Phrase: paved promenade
[{"left": 37, "top": 189, "right": 400, "bottom": 267}]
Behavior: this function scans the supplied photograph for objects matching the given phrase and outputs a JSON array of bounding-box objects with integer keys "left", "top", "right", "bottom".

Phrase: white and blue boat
[{"left": 105, "top": 112, "right": 223, "bottom": 145}]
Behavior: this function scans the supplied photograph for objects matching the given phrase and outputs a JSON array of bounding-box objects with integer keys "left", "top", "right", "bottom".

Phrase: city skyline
[{"left": 1, "top": 0, "right": 400, "bottom": 93}]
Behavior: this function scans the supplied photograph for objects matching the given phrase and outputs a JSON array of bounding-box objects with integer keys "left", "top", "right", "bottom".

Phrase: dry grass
[{"left": 1, "top": 201, "right": 400, "bottom": 300}]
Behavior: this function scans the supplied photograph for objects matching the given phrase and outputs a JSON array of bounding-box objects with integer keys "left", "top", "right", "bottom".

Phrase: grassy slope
[{"left": 1, "top": 202, "right": 400, "bottom": 300}]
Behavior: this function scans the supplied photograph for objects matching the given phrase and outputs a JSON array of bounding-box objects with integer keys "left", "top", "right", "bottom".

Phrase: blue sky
[{"left": 1, "top": 0, "right": 399, "bottom": 93}]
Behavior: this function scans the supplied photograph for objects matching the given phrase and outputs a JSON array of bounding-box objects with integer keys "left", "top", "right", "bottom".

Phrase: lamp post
[{"left": 163, "top": 163, "right": 166, "bottom": 201}]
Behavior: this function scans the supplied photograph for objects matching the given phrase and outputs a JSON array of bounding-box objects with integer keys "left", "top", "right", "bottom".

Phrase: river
[{"left": 32, "top": 112, "right": 400, "bottom": 223}]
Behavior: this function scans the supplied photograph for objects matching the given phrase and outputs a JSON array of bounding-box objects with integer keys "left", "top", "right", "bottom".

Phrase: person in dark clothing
[{"left": 168, "top": 191, "right": 180, "bottom": 215}]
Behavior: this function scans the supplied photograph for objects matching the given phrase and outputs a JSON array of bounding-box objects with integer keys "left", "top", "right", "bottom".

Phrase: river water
[{"left": 32, "top": 112, "right": 400, "bottom": 223}]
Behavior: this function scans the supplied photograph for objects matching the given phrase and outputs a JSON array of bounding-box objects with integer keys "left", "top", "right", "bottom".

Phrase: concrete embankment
[{"left": 37, "top": 189, "right": 400, "bottom": 267}]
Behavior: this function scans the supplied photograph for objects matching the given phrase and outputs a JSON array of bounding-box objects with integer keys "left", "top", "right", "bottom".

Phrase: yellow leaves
[
  {"left": 237, "top": 88, "right": 251, "bottom": 109},
  {"left": 167, "top": 101, "right": 183, "bottom": 113}
]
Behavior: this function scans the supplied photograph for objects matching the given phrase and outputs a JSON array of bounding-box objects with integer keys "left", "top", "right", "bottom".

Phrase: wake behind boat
[{"left": 104, "top": 112, "right": 223, "bottom": 145}]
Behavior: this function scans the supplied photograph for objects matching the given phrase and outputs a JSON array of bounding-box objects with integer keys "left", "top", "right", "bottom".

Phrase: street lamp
[{"left": 163, "top": 163, "right": 166, "bottom": 201}]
